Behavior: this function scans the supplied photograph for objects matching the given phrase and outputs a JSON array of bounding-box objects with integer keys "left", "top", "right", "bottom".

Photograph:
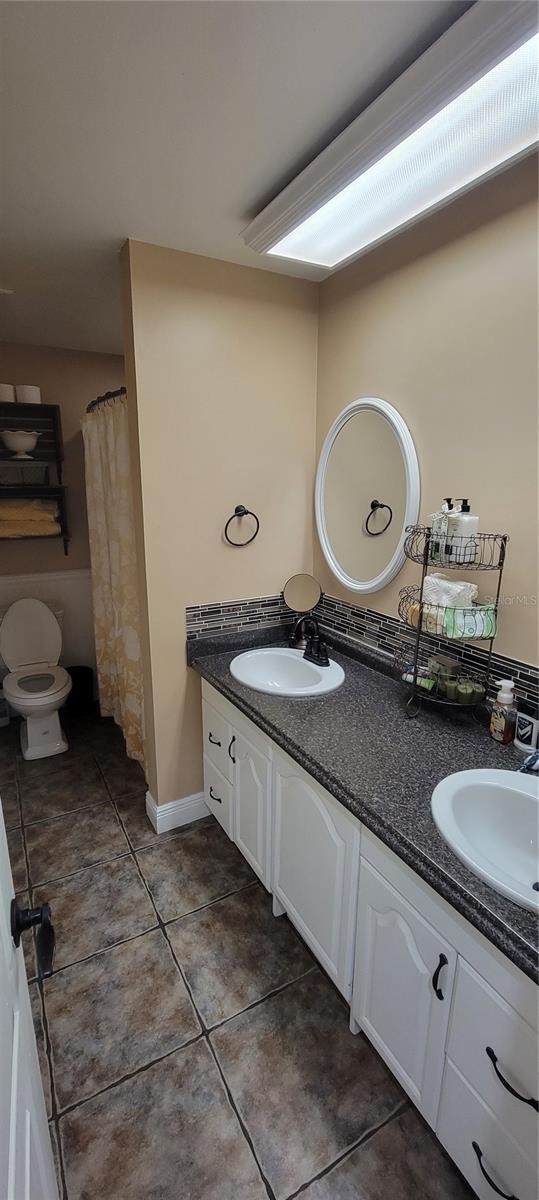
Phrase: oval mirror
[
  {"left": 283, "top": 573, "right": 322, "bottom": 613},
  {"left": 315, "top": 397, "right": 420, "bottom": 593}
]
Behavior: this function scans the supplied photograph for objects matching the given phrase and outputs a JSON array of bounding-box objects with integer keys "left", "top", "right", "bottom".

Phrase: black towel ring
[
  {"left": 224, "top": 505, "right": 260, "bottom": 547},
  {"left": 365, "top": 499, "right": 393, "bottom": 536}
]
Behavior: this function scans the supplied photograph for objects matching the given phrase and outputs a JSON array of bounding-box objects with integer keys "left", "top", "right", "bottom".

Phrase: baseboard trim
[{"left": 145, "top": 789, "right": 209, "bottom": 834}]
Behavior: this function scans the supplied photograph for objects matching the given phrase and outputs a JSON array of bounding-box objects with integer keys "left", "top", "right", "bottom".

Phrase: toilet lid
[{"left": 0, "top": 598, "right": 62, "bottom": 670}]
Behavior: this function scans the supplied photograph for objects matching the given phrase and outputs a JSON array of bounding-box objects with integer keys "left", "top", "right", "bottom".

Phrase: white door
[
  {"left": 352, "top": 859, "right": 456, "bottom": 1128},
  {"left": 233, "top": 730, "right": 271, "bottom": 887},
  {"left": 272, "top": 751, "right": 360, "bottom": 1000},
  {"left": 0, "top": 811, "right": 58, "bottom": 1200}
]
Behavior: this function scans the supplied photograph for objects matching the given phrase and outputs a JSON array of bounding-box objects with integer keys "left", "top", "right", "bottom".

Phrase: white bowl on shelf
[{"left": 0, "top": 430, "right": 41, "bottom": 459}]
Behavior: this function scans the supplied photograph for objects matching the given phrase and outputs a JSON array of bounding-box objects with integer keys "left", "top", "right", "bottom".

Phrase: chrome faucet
[{"left": 519, "top": 751, "right": 539, "bottom": 774}]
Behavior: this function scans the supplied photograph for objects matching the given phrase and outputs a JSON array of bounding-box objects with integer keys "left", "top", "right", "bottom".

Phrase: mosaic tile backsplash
[
  {"left": 186, "top": 592, "right": 538, "bottom": 709},
  {"left": 186, "top": 594, "right": 289, "bottom": 641}
]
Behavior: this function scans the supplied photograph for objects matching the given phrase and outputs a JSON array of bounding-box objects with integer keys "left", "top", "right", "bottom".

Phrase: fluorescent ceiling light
[{"left": 267, "top": 33, "right": 538, "bottom": 268}]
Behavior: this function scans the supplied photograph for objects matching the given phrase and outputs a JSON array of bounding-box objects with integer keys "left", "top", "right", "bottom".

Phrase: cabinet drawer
[
  {"left": 202, "top": 700, "right": 233, "bottom": 782},
  {"left": 203, "top": 757, "right": 233, "bottom": 837},
  {"left": 437, "top": 1060, "right": 537, "bottom": 1200},
  {"left": 448, "top": 960, "right": 538, "bottom": 1161}
]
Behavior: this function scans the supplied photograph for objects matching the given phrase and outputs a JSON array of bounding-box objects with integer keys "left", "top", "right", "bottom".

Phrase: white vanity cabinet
[
  {"left": 354, "top": 857, "right": 456, "bottom": 1126},
  {"left": 352, "top": 830, "right": 538, "bottom": 1200},
  {"left": 199, "top": 680, "right": 538, "bottom": 1200},
  {"left": 272, "top": 750, "right": 360, "bottom": 1001}
]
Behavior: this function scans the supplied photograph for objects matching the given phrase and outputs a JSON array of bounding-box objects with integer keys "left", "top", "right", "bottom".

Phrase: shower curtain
[{"left": 81, "top": 394, "right": 145, "bottom": 764}]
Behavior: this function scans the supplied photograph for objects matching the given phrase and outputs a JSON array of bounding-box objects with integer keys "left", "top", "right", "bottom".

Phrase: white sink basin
[
  {"left": 431, "top": 769, "right": 539, "bottom": 912},
  {"left": 230, "top": 647, "right": 344, "bottom": 697}
]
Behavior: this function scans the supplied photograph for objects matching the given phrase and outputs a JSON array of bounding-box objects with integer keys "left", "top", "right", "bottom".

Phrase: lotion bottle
[
  {"left": 448, "top": 499, "right": 479, "bottom": 565},
  {"left": 489, "top": 680, "right": 517, "bottom": 744}
]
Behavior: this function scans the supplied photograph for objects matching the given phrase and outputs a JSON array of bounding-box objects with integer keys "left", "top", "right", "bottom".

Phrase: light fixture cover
[{"left": 267, "top": 33, "right": 538, "bottom": 268}]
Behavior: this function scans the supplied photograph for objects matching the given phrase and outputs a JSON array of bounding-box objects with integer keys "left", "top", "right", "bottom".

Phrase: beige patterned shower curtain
[{"left": 81, "top": 394, "right": 145, "bottom": 764}]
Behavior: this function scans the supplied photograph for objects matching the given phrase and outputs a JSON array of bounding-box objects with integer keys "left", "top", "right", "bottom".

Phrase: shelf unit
[
  {"left": 0, "top": 401, "right": 69, "bottom": 554},
  {"left": 397, "top": 525, "right": 508, "bottom": 717}
]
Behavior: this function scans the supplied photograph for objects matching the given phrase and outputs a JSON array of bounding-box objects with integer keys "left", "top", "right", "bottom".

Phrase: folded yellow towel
[
  {"left": 0, "top": 499, "right": 59, "bottom": 523},
  {"left": 0, "top": 519, "right": 61, "bottom": 538}
]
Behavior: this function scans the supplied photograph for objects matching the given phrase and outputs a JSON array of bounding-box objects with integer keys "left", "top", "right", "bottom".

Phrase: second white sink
[
  {"left": 230, "top": 647, "right": 344, "bottom": 697},
  {"left": 431, "top": 769, "right": 539, "bottom": 912}
]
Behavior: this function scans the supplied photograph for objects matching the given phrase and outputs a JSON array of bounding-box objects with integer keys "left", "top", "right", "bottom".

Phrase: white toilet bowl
[{"left": 0, "top": 599, "right": 72, "bottom": 760}]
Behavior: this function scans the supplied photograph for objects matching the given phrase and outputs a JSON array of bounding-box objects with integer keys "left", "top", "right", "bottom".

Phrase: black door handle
[
  {"left": 208, "top": 733, "right": 221, "bottom": 747},
  {"left": 485, "top": 1047, "right": 539, "bottom": 1111},
  {"left": 209, "top": 786, "right": 222, "bottom": 805},
  {"left": 11, "top": 898, "right": 56, "bottom": 979},
  {"left": 431, "top": 952, "right": 448, "bottom": 1000},
  {"left": 472, "top": 1142, "right": 518, "bottom": 1199},
  {"left": 228, "top": 736, "right": 236, "bottom": 763}
]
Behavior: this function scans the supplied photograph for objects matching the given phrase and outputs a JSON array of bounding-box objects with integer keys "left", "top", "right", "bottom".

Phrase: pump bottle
[{"left": 489, "top": 680, "right": 517, "bottom": 744}]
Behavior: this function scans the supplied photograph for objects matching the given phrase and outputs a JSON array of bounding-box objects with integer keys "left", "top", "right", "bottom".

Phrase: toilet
[{"left": 0, "top": 598, "right": 72, "bottom": 760}]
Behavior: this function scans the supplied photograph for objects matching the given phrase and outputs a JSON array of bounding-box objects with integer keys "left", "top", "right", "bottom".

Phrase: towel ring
[
  {"left": 365, "top": 499, "right": 393, "bottom": 536},
  {"left": 224, "top": 505, "right": 260, "bottom": 547}
]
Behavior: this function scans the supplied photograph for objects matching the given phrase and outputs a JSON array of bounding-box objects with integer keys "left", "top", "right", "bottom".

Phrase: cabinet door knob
[
  {"left": 228, "top": 736, "right": 236, "bottom": 764},
  {"left": 431, "top": 952, "right": 448, "bottom": 1000},
  {"left": 209, "top": 786, "right": 222, "bottom": 805},
  {"left": 485, "top": 1047, "right": 538, "bottom": 1111},
  {"left": 208, "top": 733, "right": 221, "bottom": 747},
  {"left": 472, "top": 1142, "right": 518, "bottom": 1199}
]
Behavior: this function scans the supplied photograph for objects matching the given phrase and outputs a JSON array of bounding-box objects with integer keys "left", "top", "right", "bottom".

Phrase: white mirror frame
[{"left": 315, "top": 396, "right": 420, "bottom": 594}]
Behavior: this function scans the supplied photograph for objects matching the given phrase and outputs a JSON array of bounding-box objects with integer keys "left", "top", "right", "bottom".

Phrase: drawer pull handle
[
  {"left": 208, "top": 733, "right": 222, "bottom": 747},
  {"left": 228, "top": 736, "right": 236, "bottom": 764},
  {"left": 209, "top": 786, "right": 222, "bottom": 805},
  {"left": 472, "top": 1142, "right": 518, "bottom": 1199},
  {"left": 431, "top": 952, "right": 448, "bottom": 1000},
  {"left": 486, "top": 1047, "right": 539, "bottom": 1112}
]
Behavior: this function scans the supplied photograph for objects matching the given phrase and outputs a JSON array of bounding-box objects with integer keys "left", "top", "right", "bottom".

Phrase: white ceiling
[{"left": 0, "top": 0, "right": 470, "bottom": 355}]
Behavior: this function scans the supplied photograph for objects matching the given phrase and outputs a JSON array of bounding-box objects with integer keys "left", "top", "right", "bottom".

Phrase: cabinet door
[
  {"left": 272, "top": 752, "right": 360, "bottom": 1000},
  {"left": 352, "top": 859, "right": 456, "bottom": 1127},
  {"left": 233, "top": 729, "right": 271, "bottom": 887}
]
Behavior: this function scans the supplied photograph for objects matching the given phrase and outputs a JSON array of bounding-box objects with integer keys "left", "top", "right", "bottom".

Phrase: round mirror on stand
[
  {"left": 282, "top": 573, "right": 322, "bottom": 613},
  {"left": 315, "top": 397, "right": 420, "bottom": 594}
]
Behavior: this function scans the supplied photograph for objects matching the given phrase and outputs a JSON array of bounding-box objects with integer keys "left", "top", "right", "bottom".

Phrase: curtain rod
[{"left": 86, "top": 386, "right": 127, "bottom": 414}]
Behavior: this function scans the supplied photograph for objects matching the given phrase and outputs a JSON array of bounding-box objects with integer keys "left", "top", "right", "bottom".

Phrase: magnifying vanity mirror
[
  {"left": 315, "top": 397, "right": 420, "bottom": 593},
  {"left": 283, "top": 573, "right": 322, "bottom": 613}
]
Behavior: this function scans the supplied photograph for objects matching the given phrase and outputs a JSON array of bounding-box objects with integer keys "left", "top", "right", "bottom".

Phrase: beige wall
[
  {"left": 316, "top": 158, "right": 539, "bottom": 667},
  {"left": 124, "top": 242, "right": 318, "bottom": 803},
  {"left": 0, "top": 342, "right": 124, "bottom": 574}
]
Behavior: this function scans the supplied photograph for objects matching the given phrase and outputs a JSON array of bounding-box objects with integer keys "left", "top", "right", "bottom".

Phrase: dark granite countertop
[{"left": 188, "top": 629, "right": 538, "bottom": 983}]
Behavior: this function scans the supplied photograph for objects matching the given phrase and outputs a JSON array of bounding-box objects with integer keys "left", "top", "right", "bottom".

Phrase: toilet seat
[
  {"left": 0, "top": 597, "right": 62, "bottom": 670},
  {"left": 0, "top": 597, "right": 72, "bottom": 760},
  {"left": 3, "top": 664, "right": 70, "bottom": 704}
]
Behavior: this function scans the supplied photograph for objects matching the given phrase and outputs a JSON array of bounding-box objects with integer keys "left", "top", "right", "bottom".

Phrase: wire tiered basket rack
[{"left": 396, "top": 526, "right": 509, "bottom": 718}]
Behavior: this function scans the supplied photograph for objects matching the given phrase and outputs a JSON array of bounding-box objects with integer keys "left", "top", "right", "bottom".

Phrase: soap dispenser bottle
[
  {"left": 489, "top": 680, "right": 517, "bottom": 744},
  {"left": 448, "top": 499, "right": 479, "bottom": 565}
]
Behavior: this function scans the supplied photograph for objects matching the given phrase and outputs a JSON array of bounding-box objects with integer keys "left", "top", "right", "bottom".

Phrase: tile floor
[{"left": 1, "top": 708, "right": 474, "bottom": 1200}]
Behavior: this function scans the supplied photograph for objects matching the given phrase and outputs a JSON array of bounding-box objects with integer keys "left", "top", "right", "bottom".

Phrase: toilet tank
[{"left": 0, "top": 601, "right": 64, "bottom": 676}]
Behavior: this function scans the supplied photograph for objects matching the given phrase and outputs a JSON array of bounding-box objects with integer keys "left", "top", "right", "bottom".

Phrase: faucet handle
[{"left": 318, "top": 638, "right": 330, "bottom": 667}]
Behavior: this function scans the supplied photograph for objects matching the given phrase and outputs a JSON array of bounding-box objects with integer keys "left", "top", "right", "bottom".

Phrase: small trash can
[{"left": 65, "top": 665, "right": 94, "bottom": 713}]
